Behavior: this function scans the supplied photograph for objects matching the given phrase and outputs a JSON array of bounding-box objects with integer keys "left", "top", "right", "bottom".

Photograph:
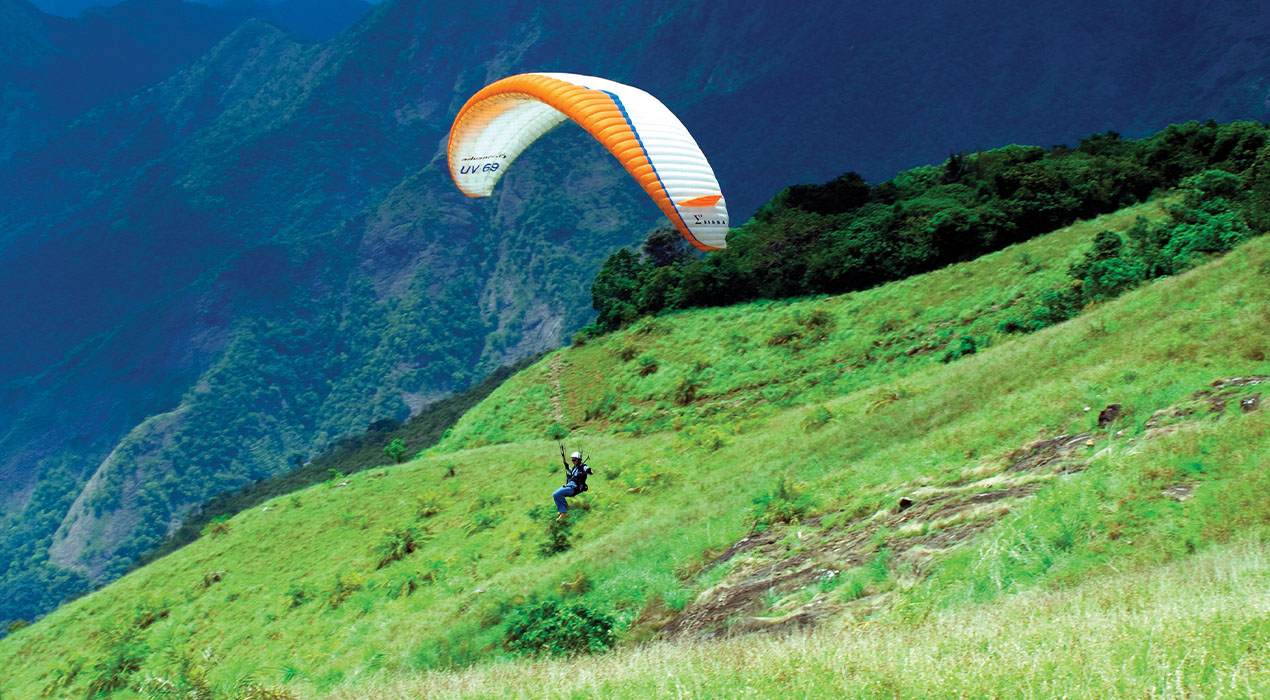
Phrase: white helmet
[{"left": 571, "top": 452, "right": 582, "bottom": 459}]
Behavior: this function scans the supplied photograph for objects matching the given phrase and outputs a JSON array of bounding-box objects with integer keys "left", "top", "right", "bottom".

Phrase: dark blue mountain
[
  {"left": 4, "top": 0, "right": 1270, "bottom": 630},
  {"left": 0, "top": 0, "right": 372, "bottom": 159},
  {"left": 31, "top": 0, "right": 376, "bottom": 20}
]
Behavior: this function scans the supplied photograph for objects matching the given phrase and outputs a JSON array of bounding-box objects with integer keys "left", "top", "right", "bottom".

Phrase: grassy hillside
[
  {"left": 334, "top": 537, "right": 1270, "bottom": 699},
  {"left": 439, "top": 199, "right": 1178, "bottom": 449},
  {"left": 2, "top": 200, "right": 1268, "bottom": 699}
]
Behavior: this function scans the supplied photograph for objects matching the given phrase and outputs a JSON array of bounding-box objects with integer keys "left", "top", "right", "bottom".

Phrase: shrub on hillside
[
  {"left": 749, "top": 477, "right": 816, "bottom": 532},
  {"left": 1004, "top": 186, "right": 1256, "bottom": 334},
  {"left": 464, "top": 510, "right": 504, "bottom": 536},
  {"left": 383, "top": 438, "right": 408, "bottom": 464},
  {"left": 583, "top": 392, "right": 618, "bottom": 421},
  {"left": 283, "top": 584, "right": 311, "bottom": 608},
  {"left": 374, "top": 526, "right": 430, "bottom": 569},
  {"left": 941, "top": 335, "right": 979, "bottom": 363},
  {"left": 379, "top": 570, "right": 426, "bottom": 599},
  {"left": 503, "top": 599, "right": 615, "bottom": 656},
  {"left": 326, "top": 572, "right": 364, "bottom": 609},
  {"left": 528, "top": 505, "right": 580, "bottom": 557},
  {"left": 620, "top": 463, "right": 671, "bottom": 493},
  {"left": 801, "top": 405, "right": 834, "bottom": 432},
  {"left": 201, "top": 515, "right": 231, "bottom": 539},
  {"left": 85, "top": 611, "right": 158, "bottom": 697},
  {"left": 637, "top": 355, "right": 659, "bottom": 376},
  {"left": 415, "top": 492, "right": 442, "bottom": 519}
]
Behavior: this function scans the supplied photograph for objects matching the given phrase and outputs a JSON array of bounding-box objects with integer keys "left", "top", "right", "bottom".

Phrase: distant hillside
[
  {"left": 0, "top": 195, "right": 1265, "bottom": 697},
  {"left": 0, "top": 0, "right": 372, "bottom": 160},
  {"left": 8, "top": 0, "right": 1270, "bottom": 636},
  {"left": 29, "top": 0, "right": 375, "bottom": 21},
  {"left": 131, "top": 354, "right": 540, "bottom": 569}
]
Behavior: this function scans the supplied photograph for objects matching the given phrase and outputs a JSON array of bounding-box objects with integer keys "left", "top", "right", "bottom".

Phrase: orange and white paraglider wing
[{"left": 447, "top": 72, "right": 729, "bottom": 250}]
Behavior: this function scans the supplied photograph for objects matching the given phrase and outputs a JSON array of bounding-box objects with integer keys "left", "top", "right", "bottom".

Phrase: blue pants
[{"left": 553, "top": 484, "right": 579, "bottom": 513}]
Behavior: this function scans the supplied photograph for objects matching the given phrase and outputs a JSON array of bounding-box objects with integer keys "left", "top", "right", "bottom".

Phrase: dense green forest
[{"left": 590, "top": 120, "right": 1269, "bottom": 333}]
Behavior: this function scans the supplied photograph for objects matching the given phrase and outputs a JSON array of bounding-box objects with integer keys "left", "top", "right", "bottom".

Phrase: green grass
[
  {"left": 439, "top": 199, "right": 1175, "bottom": 448},
  {"left": 2, "top": 199, "right": 1268, "bottom": 699},
  {"left": 327, "top": 536, "right": 1270, "bottom": 700}
]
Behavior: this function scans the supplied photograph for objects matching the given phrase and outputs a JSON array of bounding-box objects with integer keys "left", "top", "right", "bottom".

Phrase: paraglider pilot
[{"left": 554, "top": 451, "right": 592, "bottom": 522}]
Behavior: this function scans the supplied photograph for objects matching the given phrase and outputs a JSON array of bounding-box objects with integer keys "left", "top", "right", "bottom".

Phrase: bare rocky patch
[{"left": 657, "top": 377, "right": 1264, "bottom": 642}]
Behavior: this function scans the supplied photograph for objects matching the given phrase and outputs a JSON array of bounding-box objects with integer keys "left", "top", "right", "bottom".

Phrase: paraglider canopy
[{"left": 447, "top": 72, "right": 729, "bottom": 250}]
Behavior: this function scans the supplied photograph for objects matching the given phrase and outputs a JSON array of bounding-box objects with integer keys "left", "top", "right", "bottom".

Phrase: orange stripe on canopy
[
  {"left": 676, "top": 194, "right": 723, "bottom": 207},
  {"left": 448, "top": 73, "right": 710, "bottom": 250}
]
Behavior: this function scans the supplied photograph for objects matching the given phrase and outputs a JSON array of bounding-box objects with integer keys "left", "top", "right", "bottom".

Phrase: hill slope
[
  {"left": 1, "top": 199, "right": 1266, "bottom": 698},
  {"left": 0, "top": 0, "right": 372, "bottom": 160},
  {"left": 10, "top": 0, "right": 1270, "bottom": 627}
]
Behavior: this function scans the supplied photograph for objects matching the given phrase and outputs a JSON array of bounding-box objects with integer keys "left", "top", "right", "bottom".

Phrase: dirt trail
[{"left": 547, "top": 353, "right": 565, "bottom": 423}]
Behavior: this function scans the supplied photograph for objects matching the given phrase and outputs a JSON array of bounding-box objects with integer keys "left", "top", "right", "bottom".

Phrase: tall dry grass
[{"left": 332, "top": 538, "right": 1270, "bottom": 699}]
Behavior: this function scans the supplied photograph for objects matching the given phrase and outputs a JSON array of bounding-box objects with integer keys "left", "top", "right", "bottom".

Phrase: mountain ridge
[{"left": 0, "top": 0, "right": 373, "bottom": 162}]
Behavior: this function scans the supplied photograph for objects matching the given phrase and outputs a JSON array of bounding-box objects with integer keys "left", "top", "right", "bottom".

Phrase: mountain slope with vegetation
[
  {"left": 1, "top": 186, "right": 1266, "bottom": 697},
  {"left": 0, "top": 0, "right": 372, "bottom": 160},
  {"left": 9, "top": 0, "right": 1270, "bottom": 640}
]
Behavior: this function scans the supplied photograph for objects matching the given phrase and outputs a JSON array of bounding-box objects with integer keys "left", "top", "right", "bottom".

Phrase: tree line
[{"left": 588, "top": 120, "right": 1270, "bottom": 334}]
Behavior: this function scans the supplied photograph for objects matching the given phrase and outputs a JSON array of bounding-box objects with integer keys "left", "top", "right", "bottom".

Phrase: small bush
[
  {"left": 794, "top": 308, "right": 835, "bottom": 342},
  {"left": 86, "top": 615, "right": 151, "bottom": 697},
  {"left": 375, "top": 526, "right": 430, "bottom": 568},
  {"left": 327, "top": 572, "right": 365, "bottom": 609},
  {"left": 380, "top": 570, "right": 425, "bottom": 599},
  {"left": 419, "top": 556, "right": 449, "bottom": 584},
  {"left": 867, "top": 385, "right": 909, "bottom": 413},
  {"left": 637, "top": 355, "right": 659, "bottom": 376},
  {"left": 529, "top": 505, "right": 580, "bottom": 557},
  {"left": 546, "top": 422, "right": 569, "bottom": 440},
  {"left": 677, "top": 425, "right": 730, "bottom": 452},
  {"left": 136, "top": 647, "right": 302, "bottom": 700},
  {"left": 559, "top": 572, "right": 592, "bottom": 596},
  {"left": 833, "top": 549, "right": 894, "bottom": 601},
  {"left": 749, "top": 477, "right": 817, "bottom": 532},
  {"left": 765, "top": 326, "right": 801, "bottom": 346},
  {"left": 941, "top": 335, "right": 979, "bottom": 363},
  {"left": 584, "top": 393, "right": 618, "bottom": 420},
  {"left": 199, "top": 571, "right": 224, "bottom": 590},
  {"left": 674, "top": 376, "right": 700, "bottom": 405},
  {"left": 464, "top": 510, "right": 505, "bottom": 536},
  {"left": 503, "top": 599, "right": 616, "bottom": 656},
  {"left": 201, "top": 515, "right": 231, "bottom": 539},
  {"left": 621, "top": 463, "right": 671, "bottom": 493},
  {"left": 383, "top": 438, "right": 408, "bottom": 464},
  {"left": 41, "top": 659, "right": 84, "bottom": 697},
  {"left": 283, "top": 584, "right": 311, "bottom": 608},
  {"left": 674, "top": 361, "right": 712, "bottom": 405},
  {"left": 801, "top": 404, "right": 833, "bottom": 432},
  {"left": 415, "top": 492, "right": 442, "bottom": 519}
]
